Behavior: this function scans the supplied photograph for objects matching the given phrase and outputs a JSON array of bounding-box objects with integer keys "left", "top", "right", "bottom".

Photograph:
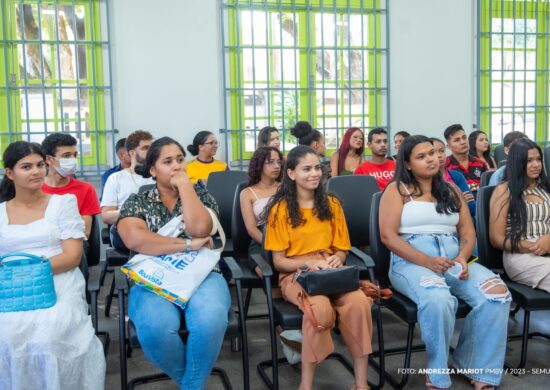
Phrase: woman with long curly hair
[
  {"left": 490, "top": 138, "right": 550, "bottom": 293},
  {"left": 329, "top": 127, "right": 364, "bottom": 176},
  {"left": 240, "top": 146, "right": 282, "bottom": 265},
  {"left": 264, "top": 145, "right": 373, "bottom": 390},
  {"left": 380, "top": 135, "right": 511, "bottom": 390}
]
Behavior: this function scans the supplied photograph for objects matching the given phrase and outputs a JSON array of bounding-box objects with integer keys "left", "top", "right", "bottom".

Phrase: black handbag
[{"left": 296, "top": 265, "right": 359, "bottom": 296}]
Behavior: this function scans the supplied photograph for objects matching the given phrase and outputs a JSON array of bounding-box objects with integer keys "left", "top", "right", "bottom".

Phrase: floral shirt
[{"left": 117, "top": 182, "right": 219, "bottom": 239}]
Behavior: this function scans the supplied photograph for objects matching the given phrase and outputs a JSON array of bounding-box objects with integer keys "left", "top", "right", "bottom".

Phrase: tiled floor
[{"left": 97, "top": 269, "right": 550, "bottom": 390}]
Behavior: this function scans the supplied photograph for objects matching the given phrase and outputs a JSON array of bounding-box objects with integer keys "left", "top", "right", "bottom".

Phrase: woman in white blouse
[{"left": 0, "top": 141, "right": 105, "bottom": 390}]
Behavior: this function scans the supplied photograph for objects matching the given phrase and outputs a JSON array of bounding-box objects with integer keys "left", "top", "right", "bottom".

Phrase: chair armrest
[
  {"left": 87, "top": 264, "right": 101, "bottom": 293},
  {"left": 114, "top": 268, "right": 129, "bottom": 291},
  {"left": 349, "top": 246, "right": 375, "bottom": 268},
  {"left": 101, "top": 227, "right": 111, "bottom": 245},
  {"left": 221, "top": 256, "right": 244, "bottom": 280},
  {"left": 249, "top": 253, "right": 273, "bottom": 277}
]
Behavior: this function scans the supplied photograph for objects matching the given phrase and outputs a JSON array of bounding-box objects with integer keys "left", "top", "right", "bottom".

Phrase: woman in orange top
[{"left": 264, "top": 145, "right": 373, "bottom": 390}]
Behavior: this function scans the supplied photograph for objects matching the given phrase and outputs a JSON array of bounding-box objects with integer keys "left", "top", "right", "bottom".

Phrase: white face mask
[{"left": 55, "top": 157, "right": 78, "bottom": 177}]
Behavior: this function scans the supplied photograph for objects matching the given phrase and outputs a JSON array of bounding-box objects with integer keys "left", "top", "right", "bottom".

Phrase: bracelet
[{"left": 185, "top": 238, "right": 192, "bottom": 253}]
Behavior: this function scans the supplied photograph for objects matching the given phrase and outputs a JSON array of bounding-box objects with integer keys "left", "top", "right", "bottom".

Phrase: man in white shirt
[{"left": 101, "top": 130, "right": 154, "bottom": 250}]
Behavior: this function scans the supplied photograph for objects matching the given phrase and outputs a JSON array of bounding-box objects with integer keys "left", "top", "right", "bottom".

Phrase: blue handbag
[{"left": 0, "top": 253, "right": 56, "bottom": 312}]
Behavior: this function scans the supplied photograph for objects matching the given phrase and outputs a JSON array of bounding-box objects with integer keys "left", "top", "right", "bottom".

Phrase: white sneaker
[{"left": 280, "top": 329, "right": 302, "bottom": 365}]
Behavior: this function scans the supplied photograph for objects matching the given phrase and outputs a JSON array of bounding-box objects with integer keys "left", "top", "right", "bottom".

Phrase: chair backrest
[
  {"left": 139, "top": 184, "right": 155, "bottom": 193},
  {"left": 207, "top": 171, "right": 248, "bottom": 238},
  {"left": 475, "top": 186, "right": 504, "bottom": 270},
  {"left": 544, "top": 145, "right": 550, "bottom": 175},
  {"left": 479, "top": 170, "right": 495, "bottom": 188},
  {"left": 86, "top": 215, "right": 101, "bottom": 267},
  {"left": 231, "top": 181, "right": 253, "bottom": 254},
  {"left": 494, "top": 144, "right": 506, "bottom": 166},
  {"left": 368, "top": 192, "right": 392, "bottom": 288},
  {"left": 327, "top": 175, "right": 380, "bottom": 247}
]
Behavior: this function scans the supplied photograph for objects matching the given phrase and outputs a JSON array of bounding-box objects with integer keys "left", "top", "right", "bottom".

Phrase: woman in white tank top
[
  {"left": 379, "top": 136, "right": 511, "bottom": 390},
  {"left": 240, "top": 147, "right": 282, "bottom": 270}
]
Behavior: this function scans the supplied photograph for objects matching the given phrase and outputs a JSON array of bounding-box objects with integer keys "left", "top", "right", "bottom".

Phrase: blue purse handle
[{"left": 0, "top": 253, "right": 47, "bottom": 266}]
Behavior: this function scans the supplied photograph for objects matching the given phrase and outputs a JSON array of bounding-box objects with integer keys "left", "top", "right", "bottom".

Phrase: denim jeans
[
  {"left": 389, "top": 233, "right": 511, "bottom": 388},
  {"left": 128, "top": 272, "right": 231, "bottom": 390}
]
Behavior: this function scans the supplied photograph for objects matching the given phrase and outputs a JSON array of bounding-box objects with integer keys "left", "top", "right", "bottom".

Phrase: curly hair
[
  {"left": 247, "top": 147, "right": 283, "bottom": 186},
  {"left": 263, "top": 145, "right": 334, "bottom": 228},
  {"left": 125, "top": 130, "right": 153, "bottom": 152}
]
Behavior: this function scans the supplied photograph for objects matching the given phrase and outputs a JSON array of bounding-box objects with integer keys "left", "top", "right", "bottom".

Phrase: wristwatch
[{"left": 185, "top": 238, "right": 192, "bottom": 253}]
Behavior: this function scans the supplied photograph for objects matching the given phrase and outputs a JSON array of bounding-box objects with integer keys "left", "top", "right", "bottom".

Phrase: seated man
[
  {"left": 488, "top": 131, "right": 528, "bottom": 186},
  {"left": 354, "top": 127, "right": 396, "bottom": 190},
  {"left": 444, "top": 124, "right": 487, "bottom": 192},
  {"left": 100, "top": 137, "right": 130, "bottom": 198},
  {"left": 41, "top": 133, "right": 101, "bottom": 241},
  {"left": 101, "top": 130, "right": 154, "bottom": 251}
]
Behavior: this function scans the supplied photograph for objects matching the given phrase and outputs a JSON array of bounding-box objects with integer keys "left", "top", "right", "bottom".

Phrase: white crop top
[{"left": 398, "top": 183, "right": 459, "bottom": 234}]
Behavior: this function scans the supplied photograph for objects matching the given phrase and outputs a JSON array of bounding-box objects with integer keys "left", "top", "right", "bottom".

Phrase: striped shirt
[{"left": 513, "top": 186, "right": 550, "bottom": 240}]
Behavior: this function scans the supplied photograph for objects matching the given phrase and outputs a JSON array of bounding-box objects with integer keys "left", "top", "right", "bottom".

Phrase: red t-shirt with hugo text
[
  {"left": 354, "top": 159, "right": 397, "bottom": 190},
  {"left": 42, "top": 178, "right": 101, "bottom": 216}
]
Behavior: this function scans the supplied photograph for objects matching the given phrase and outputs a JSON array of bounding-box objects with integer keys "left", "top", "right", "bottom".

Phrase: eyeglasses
[
  {"left": 265, "top": 159, "right": 283, "bottom": 166},
  {"left": 203, "top": 141, "right": 219, "bottom": 146}
]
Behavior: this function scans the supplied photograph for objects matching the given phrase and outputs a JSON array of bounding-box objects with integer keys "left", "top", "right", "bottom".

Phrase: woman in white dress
[{"left": 0, "top": 141, "right": 105, "bottom": 390}]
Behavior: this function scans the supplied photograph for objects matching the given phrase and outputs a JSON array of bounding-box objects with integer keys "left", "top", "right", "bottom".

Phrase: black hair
[
  {"left": 394, "top": 131, "right": 410, "bottom": 139},
  {"left": 393, "top": 135, "right": 461, "bottom": 215},
  {"left": 367, "top": 127, "right": 388, "bottom": 143},
  {"left": 187, "top": 131, "right": 213, "bottom": 156},
  {"left": 0, "top": 141, "right": 44, "bottom": 202},
  {"left": 143, "top": 137, "right": 186, "bottom": 179},
  {"left": 468, "top": 130, "right": 495, "bottom": 169},
  {"left": 502, "top": 138, "right": 550, "bottom": 252},
  {"left": 41, "top": 133, "right": 77, "bottom": 157},
  {"left": 247, "top": 147, "right": 283, "bottom": 186},
  {"left": 502, "top": 131, "right": 528, "bottom": 148},
  {"left": 443, "top": 124, "right": 464, "bottom": 141},
  {"left": 264, "top": 145, "right": 334, "bottom": 228},
  {"left": 290, "top": 121, "right": 322, "bottom": 146},
  {"left": 257, "top": 126, "right": 279, "bottom": 148},
  {"left": 115, "top": 138, "right": 127, "bottom": 152},
  {"left": 430, "top": 137, "right": 445, "bottom": 145}
]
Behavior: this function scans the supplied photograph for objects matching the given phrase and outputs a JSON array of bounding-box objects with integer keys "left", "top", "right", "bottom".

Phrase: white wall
[
  {"left": 389, "top": 0, "right": 476, "bottom": 141},
  {"left": 109, "top": 0, "right": 477, "bottom": 164},
  {"left": 109, "top": 0, "right": 225, "bottom": 159}
]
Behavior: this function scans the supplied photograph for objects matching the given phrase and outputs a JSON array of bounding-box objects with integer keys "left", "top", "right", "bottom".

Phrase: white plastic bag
[{"left": 121, "top": 209, "right": 225, "bottom": 308}]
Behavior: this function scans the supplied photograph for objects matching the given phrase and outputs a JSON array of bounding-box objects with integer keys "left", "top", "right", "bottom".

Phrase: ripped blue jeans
[{"left": 389, "top": 233, "right": 511, "bottom": 388}]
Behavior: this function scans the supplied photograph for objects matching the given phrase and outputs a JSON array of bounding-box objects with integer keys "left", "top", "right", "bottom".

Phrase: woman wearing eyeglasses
[
  {"left": 240, "top": 147, "right": 283, "bottom": 271},
  {"left": 186, "top": 131, "right": 229, "bottom": 184}
]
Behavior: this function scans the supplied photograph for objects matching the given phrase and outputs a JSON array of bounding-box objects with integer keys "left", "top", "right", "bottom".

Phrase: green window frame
[
  {"left": 478, "top": 0, "right": 550, "bottom": 144},
  {"left": 221, "top": 0, "right": 388, "bottom": 163},
  {"left": 0, "top": 0, "right": 114, "bottom": 174}
]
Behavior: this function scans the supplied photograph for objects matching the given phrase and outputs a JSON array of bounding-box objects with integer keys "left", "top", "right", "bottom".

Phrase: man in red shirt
[
  {"left": 41, "top": 133, "right": 101, "bottom": 239},
  {"left": 444, "top": 124, "right": 487, "bottom": 192},
  {"left": 354, "top": 128, "right": 396, "bottom": 190}
]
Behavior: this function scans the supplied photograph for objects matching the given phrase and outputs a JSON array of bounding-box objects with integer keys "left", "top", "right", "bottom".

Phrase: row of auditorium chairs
[{"left": 95, "top": 168, "right": 550, "bottom": 389}]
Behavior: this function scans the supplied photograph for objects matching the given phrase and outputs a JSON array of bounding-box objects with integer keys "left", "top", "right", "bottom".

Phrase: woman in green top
[{"left": 330, "top": 127, "right": 364, "bottom": 176}]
